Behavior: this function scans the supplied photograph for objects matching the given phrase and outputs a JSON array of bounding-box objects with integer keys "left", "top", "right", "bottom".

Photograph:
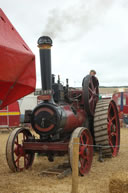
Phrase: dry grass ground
[{"left": 0, "top": 128, "right": 128, "bottom": 193}]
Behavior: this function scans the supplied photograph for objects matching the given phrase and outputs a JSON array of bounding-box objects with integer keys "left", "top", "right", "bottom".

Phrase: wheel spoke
[
  {"left": 80, "top": 135, "right": 84, "bottom": 144},
  {"left": 108, "top": 115, "right": 116, "bottom": 124},
  {"left": 82, "top": 131, "right": 89, "bottom": 145},
  {"left": 110, "top": 132, "right": 117, "bottom": 136},
  {"left": 94, "top": 86, "right": 97, "bottom": 94},
  {"left": 108, "top": 139, "right": 115, "bottom": 152},
  {"left": 89, "top": 95, "right": 93, "bottom": 104},
  {"left": 89, "top": 87, "right": 93, "bottom": 95},
  {"left": 85, "top": 136, "right": 89, "bottom": 145},
  {"left": 79, "top": 146, "right": 88, "bottom": 159},
  {"left": 90, "top": 79, "right": 94, "bottom": 91},
  {"left": 90, "top": 99, "right": 94, "bottom": 110},
  {"left": 15, "top": 154, "right": 21, "bottom": 165},
  {"left": 79, "top": 158, "right": 83, "bottom": 171},
  {"left": 79, "top": 157, "right": 86, "bottom": 169}
]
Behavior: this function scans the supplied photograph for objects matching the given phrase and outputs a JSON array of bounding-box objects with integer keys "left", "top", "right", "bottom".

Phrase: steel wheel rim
[{"left": 107, "top": 101, "right": 120, "bottom": 156}]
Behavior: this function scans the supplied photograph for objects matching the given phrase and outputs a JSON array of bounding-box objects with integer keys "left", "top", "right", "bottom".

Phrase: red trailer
[
  {"left": 112, "top": 92, "right": 128, "bottom": 126},
  {"left": 0, "top": 8, "right": 36, "bottom": 109},
  {"left": 0, "top": 101, "right": 20, "bottom": 129}
]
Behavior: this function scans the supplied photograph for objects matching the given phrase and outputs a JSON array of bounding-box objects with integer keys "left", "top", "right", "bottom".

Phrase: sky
[{"left": 1, "top": 0, "right": 128, "bottom": 88}]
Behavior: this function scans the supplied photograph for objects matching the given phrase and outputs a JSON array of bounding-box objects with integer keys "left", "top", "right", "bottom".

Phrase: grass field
[{"left": 0, "top": 127, "right": 128, "bottom": 193}]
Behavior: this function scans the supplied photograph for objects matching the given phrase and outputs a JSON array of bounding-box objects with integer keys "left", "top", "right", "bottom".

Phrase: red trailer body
[
  {"left": 112, "top": 92, "right": 128, "bottom": 126},
  {"left": 112, "top": 92, "right": 128, "bottom": 114},
  {"left": 0, "top": 9, "right": 36, "bottom": 109},
  {"left": 0, "top": 101, "right": 20, "bottom": 128}
]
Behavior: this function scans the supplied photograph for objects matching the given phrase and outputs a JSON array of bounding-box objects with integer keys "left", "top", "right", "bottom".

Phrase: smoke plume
[{"left": 42, "top": 0, "right": 115, "bottom": 41}]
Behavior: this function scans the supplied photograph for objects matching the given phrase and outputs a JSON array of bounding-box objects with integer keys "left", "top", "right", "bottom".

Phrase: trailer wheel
[
  {"left": 69, "top": 127, "right": 93, "bottom": 176},
  {"left": 94, "top": 99, "right": 120, "bottom": 157},
  {"left": 82, "top": 75, "right": 99, "bottom": 116},
  {"left": 6, "top": 127, "right": 35, "bottom": 172}
]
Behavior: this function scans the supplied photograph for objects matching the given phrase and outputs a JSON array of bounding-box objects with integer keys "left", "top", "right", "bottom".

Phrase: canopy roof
[{"left": 0, "top": 9, "right": 36, "bottom": 109}]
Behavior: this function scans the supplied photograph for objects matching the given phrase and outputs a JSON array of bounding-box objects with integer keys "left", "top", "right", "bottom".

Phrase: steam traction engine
[{"left": 6, "top": 36, "right": 120, "bottom": 176}]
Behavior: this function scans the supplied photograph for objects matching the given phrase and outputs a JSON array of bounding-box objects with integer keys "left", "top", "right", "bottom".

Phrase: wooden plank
[{"left": 71, "top": 137, "right": 79, "bottom": 193}]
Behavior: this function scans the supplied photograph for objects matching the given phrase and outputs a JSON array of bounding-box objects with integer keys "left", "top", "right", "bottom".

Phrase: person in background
[{"left": 89, "top": 69, "right": 96, "bottom": 76}]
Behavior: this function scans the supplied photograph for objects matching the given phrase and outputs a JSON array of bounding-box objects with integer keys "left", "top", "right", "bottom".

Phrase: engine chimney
[{"left": 37, "top": 36, "right": 52, "bottom": 95}]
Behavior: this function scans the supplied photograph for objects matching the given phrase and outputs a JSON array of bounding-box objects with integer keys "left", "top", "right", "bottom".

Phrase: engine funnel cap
[{"left": 37, "top": 36, "right": 52, "bottom": 46}]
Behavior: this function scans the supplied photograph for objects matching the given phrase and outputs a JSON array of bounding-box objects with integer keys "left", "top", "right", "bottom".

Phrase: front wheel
[
  {"left": 6, "top": 127, "right": 35, "bottom": 172},
  {"left": 69, "top": 127, "right": 93, "bottom": 176}
]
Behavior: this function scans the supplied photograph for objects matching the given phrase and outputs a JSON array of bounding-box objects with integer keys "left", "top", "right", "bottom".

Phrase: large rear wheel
[{"left": 94, "top": 99, "right": 120, "bottom": 157}]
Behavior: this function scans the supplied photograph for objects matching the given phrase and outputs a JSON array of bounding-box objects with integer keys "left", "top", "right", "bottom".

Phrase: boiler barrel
[
  {"left": 31, "top": 103, "right": 86, "bottom": 136},
  {"left": 62, "top": 105, "right": 86, "bottom": 132}
]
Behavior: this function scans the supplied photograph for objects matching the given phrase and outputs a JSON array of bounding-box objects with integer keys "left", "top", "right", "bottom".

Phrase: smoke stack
[{"left": 37, "top": 36, "right": 52, "bottom": 94}]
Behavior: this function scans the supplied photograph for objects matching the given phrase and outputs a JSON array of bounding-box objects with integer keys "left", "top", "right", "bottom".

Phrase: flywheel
[
  {"left": 94, "top": 99, "right": 120, "bottom": 157},
  {"left": 82, "top": 75, "right": 99, "bottom": 116}
]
